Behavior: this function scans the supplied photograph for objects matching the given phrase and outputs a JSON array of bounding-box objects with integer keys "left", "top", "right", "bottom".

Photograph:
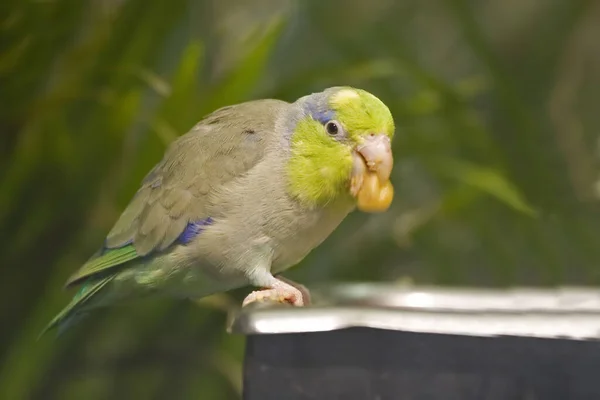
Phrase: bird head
[{"left": 286, "top": 87, "right": 395, "bottom": 210}]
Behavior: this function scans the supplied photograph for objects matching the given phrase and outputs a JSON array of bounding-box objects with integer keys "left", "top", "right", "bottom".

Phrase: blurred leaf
[
  {"left": 439, "top": 159, "right": 537, "bottom": 216},
  {"left": 205, "top": 16, "right": 285, "bottom": 110},
  {"left": 155, "top": 40, "right": 205, "bottom": 133}
]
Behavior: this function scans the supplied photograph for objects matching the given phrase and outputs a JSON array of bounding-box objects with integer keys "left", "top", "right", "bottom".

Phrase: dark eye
[{"left": 325, "top": 121, "right": 340, "bottom": 135}]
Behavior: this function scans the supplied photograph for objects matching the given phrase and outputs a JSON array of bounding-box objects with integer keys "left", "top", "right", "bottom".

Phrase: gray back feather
[{"left": 105, "top": 99, "right": 290, "bottom": 256}]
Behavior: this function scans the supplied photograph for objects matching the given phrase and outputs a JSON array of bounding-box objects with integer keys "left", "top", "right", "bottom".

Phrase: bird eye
[{"left": 325, "top": 121, "right": 341, "bottom": 135}]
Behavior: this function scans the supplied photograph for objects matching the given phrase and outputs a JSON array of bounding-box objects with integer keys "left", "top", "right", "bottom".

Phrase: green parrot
[{"left": 42, "top": 86, "right": 395, "bottom": 335}]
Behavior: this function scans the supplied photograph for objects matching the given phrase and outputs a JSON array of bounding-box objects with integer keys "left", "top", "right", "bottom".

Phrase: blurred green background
[{"left": 2, "top": 0, "right": 599, "bottom": 398}]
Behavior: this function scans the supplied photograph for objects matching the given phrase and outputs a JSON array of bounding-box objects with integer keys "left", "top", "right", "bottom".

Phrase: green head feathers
[
  {"left": 328, "top": 88, "right": 395, "bottom": 141},
  {"left": 286, "top": 87, "right": 395, "bottom": 207}
]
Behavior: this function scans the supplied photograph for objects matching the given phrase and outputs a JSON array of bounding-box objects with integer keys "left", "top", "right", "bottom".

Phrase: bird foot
[
  {"left": 242, "top": 279, "right": 305, "bottom": 307},
  {"left": 275, "top": 275, "right": 311, "bottom": 305}
]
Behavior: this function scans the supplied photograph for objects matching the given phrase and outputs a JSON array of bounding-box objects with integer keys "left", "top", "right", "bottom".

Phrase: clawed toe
[{"left": 242, "top": 287, "right": 304, "bottom": 307}]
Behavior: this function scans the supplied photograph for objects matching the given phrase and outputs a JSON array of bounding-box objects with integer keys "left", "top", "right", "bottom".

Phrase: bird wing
[{"left": 66, "top": 99, "right": 288, "bottom": 287}]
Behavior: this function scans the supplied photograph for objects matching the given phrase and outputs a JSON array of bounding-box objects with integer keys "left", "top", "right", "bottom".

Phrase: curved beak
[{"left": 355, "top": 134, "right": 393, "bottom": 182}]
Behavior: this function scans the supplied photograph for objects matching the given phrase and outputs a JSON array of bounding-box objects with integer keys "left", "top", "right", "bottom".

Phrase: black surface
[{"left": 243, "top": 327, "right": 600, "bottom": 400}]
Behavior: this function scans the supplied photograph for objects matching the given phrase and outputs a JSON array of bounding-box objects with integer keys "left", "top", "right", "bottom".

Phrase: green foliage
[
  {"left": 436, "top": 159, "right": 536, "bottom": 216},
  {"left": 2, "top": 0, "right": 600, "bottom": 399}
]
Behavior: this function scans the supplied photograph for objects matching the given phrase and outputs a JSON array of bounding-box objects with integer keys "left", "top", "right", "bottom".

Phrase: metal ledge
[{"left": 228, "top": 284, "right": 600, "bottom": 340}]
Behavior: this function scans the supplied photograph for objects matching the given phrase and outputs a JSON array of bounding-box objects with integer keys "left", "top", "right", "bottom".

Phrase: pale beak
[{"left": 355, "top": 134, "right": 393, "bottom": 182}]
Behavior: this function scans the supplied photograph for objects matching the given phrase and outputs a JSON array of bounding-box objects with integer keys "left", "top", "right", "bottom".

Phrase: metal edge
[
  {"left": 227, "top": 285, "right": 600, "bottom": 339},
  {"left": 228, "top": 305, "right": 600, "bottom": 340}
]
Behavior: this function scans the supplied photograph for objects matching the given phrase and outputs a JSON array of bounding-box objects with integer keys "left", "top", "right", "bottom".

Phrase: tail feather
[{"left": 39, "top": 276, "right": 114, "bottom": 338}]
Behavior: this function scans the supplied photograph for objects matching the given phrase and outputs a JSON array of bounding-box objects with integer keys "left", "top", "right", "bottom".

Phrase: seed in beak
[{"left": 357, "top": 172, "right": 394, "bottom": 213}]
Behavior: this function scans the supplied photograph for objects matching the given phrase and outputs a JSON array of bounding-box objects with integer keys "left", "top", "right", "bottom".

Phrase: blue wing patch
[
  {"left": 178, "top": 217, "right": 214, "bottom": 244},
  {"left": 102, "top": 217, "right": 213, "bottom": 253}
]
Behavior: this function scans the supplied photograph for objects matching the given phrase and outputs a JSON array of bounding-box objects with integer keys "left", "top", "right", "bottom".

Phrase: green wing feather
[
  {"left": 65, "top": 245, "right": 138, "bottom": 287},
  {"left": 40, "top": 276, "right": 114, "bottom": 337}
]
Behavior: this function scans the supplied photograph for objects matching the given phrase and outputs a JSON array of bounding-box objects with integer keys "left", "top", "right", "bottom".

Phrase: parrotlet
[{"left": 43, "top": 86, "right": 395, "bottom": 334}]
